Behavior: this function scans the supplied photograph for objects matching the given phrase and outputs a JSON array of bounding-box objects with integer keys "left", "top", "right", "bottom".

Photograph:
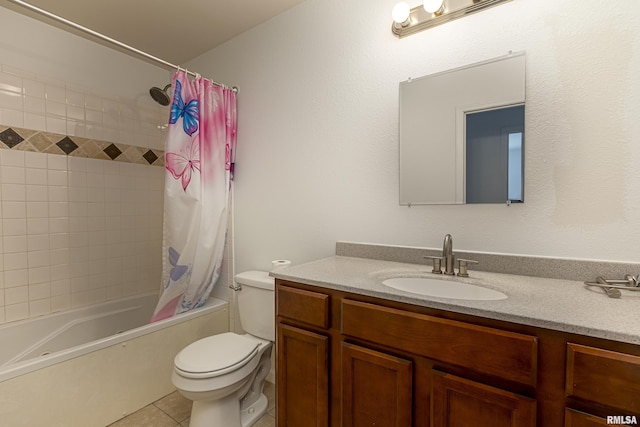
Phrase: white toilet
[{"left": 172, "top": 271, "right": 274, "bottom": 427}]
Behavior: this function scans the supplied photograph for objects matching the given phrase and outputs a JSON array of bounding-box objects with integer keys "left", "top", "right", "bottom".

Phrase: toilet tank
[{"left": 235, "top": 271, "right": 275, "bottom": 341}]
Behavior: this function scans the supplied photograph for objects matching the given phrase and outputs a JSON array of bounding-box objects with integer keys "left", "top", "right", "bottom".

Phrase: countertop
[{"left": 271, "top": 255, "right": 640, "bottom": 345}]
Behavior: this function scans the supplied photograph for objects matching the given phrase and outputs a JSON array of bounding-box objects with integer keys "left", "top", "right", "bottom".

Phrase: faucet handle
[
  {"left": 423, "top": 255, "right": 443, "bottom": 274},
  {"left": 457, "top": 258, "right": 479, "bottom": 277}
]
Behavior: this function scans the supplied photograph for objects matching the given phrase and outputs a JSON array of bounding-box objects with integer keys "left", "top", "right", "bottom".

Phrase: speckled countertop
[{"left": 271, "top": 255, "right": 640, "bottom": 345}]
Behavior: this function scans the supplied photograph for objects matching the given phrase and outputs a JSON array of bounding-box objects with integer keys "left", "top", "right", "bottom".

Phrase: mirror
[{"left": 398, "top": 52, "right": 526, "bottom": 205}]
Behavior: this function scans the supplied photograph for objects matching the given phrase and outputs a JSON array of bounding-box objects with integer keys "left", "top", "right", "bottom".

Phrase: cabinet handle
[
  {"left": 423, "top": 255, "right": 443, "bottom": 274},
  {"left": 457, "top": 258, "right": 479, "bottom": 277}
]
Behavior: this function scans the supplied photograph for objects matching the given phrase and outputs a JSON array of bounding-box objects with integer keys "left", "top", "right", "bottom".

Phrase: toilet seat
[{"left": 174, "top": 333, "right": 260, "bottom": 379}]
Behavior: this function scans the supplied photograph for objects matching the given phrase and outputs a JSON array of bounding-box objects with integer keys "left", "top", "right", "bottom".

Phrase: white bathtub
[{"left": 0, "top": 292, "right": 229, "bottom": 427}]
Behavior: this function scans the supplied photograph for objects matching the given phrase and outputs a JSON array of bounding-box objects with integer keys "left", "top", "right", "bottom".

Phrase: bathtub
[{"left": 0, "top": 292, "right": 229, "bottom": 427}]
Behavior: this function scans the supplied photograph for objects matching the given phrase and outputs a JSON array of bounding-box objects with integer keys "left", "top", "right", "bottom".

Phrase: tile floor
[{"left": 108, "top": 381, "right": 276, "bottom": 427}]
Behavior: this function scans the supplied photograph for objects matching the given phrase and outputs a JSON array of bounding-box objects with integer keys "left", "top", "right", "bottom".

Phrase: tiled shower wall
[
  {"left": 0, "top": 64, "right": 167, "bottom": 151},
  {"left": 0, "top": 64, "right": 168, "bottom": 325}
]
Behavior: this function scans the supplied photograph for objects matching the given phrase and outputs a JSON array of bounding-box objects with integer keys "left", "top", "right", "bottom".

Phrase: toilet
[{"left": 172, "top": 271, "right": 274, "bottom": 427}]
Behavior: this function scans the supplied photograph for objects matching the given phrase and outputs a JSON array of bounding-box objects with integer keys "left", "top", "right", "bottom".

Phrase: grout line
[{"left": 152, "top": 402, "right": 183, "bottom": 424}]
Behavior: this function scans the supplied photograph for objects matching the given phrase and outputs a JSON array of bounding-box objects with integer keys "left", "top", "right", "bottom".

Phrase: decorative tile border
[{"left": 0, "top": 125, "right": 164, "bottom": 166}]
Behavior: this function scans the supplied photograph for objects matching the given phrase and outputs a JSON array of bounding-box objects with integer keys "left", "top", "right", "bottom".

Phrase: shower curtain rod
[{"left": 5, "top": 0, "right": 237, "bottom": 91}]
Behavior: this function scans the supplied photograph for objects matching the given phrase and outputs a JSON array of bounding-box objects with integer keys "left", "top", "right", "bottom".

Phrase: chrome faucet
[
  {"left": 442, "top": 234, "right": 455, "bottom": 275},
  {"left": 424, "top": 234, "right": 479, "bottom": 276}
]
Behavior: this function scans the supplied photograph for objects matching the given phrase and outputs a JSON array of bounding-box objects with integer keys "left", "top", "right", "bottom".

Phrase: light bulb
[
  {"left": 423, "top": 0, "right": 444, "bottom": 14},
  {"left": 392, "top": 2, "right": 411, "bottom": 24}
]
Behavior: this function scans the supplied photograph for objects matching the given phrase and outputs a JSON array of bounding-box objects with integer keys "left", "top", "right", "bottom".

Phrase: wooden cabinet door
[
  {"left": 431, "top": 370, "right": 536, "bottom": 427},
  {"left": 566, "top": 343, "right": 640, "bottom": 415},
  {"left": 564, "top": 409, "right": 609, "bottom": 427},
  {"left": 341, "top": 342, "right": 413, "bottom": 427},
  {"left": 277, "top": 323, "right": 329, "bottom": 427}
]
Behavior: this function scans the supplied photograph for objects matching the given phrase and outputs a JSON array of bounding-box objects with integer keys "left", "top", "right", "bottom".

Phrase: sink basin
[{"left": 382, "top": 277, "right": 507, "bottom": 301}]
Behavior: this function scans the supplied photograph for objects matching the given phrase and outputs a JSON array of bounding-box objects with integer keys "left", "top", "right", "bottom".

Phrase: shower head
[{"left": 149, "top": 84, "right": 171, "bottom": 106}]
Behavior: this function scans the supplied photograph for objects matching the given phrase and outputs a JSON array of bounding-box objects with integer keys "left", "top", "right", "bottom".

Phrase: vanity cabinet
[
  {"left": 275, "top": 279, "right": 640, "bottom": 426},
  {"left": 276, "top": 285, "right": 330, "bottom": 427},
  {"left": 341, "top": 298, "right": 536, "bottom": 427}
]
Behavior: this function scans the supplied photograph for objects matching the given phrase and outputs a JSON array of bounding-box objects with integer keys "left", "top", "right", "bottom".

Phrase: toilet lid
[{"left": 174, "top": 332, "right": 260, "bottom": 378}]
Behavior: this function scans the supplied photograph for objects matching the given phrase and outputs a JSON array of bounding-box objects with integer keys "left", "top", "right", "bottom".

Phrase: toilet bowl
[{"left": 172, "top": 271, "right": 275, "bottom": 427}]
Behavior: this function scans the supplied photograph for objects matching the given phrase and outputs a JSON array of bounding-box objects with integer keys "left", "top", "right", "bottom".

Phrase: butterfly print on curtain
[
  {"left": 166, "top": 134, "right": 200, "bottom": 191},
  {"left": 170, "top": 79, "right": 199, "bottom": 136}
]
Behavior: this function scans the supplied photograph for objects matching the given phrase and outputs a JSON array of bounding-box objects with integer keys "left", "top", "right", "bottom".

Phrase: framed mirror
[{"left": 398, "top": 52, "right": 526, "bottom": 205}]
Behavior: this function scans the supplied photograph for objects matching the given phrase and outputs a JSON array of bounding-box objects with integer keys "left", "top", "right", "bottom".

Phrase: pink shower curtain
[{"left": 152, "top": 70, "right": 237, "bottom": 322}]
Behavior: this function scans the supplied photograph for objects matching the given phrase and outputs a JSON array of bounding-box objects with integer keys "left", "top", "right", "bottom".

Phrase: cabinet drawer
[
  {"left": 566, "top": 343, "right": 640, "bottom": 414},
  {"left": 277, "top": 285, "right": 330, "bottom": 329},
  {"left": 342, "top": 299, "right": 537, "bottom": 386}
]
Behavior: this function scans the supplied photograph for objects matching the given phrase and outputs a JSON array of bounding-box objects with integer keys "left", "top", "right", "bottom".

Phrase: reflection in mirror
[
  {"left": 398, "top": 52, "right": 526, "bottom": 205},
  {"left": 466, "top": 105, "right": 524, "bottom": 203}
]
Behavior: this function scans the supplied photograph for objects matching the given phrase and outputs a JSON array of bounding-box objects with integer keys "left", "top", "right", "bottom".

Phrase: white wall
[{"left": 187, "top": 0, "right": 640, "bottom": 273}]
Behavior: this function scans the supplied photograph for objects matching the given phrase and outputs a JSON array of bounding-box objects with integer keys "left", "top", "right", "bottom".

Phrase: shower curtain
[{"left": 152, "top": 70, "right": 237, "bottom": 322}]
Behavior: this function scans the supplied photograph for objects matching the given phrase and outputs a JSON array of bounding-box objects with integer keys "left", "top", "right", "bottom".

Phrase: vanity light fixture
[{"left": 391, "top": 0, "right": 513, "bottom": 37}]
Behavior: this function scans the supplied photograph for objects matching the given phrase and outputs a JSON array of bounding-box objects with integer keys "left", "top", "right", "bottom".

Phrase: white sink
[{"left": 382, "top": 277, "right": 507, "bottom": 301}]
